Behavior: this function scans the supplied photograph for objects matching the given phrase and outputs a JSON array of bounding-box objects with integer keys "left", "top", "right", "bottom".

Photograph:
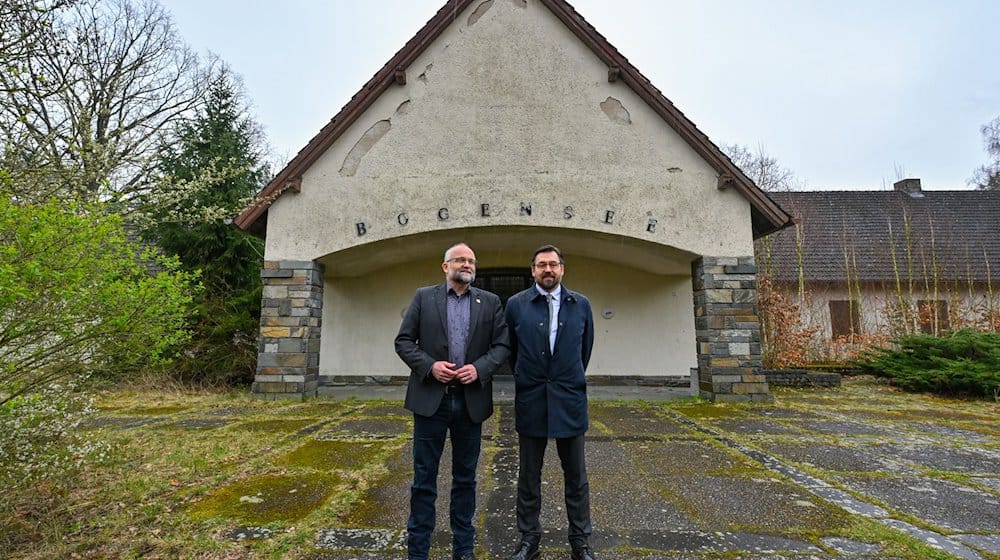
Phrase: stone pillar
[
  {"left": 252, "top": 260, "right": 323, "bottom": 400},
  {"left": 691, "top": 256, "right": 771, "bottom": 402}
]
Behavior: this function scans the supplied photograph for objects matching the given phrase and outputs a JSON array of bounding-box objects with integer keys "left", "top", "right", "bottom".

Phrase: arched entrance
[{"left": 473, "top": 268, "right": 532, "bottom": 306}]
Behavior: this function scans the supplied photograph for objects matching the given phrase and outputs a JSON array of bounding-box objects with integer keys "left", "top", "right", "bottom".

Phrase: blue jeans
[{"left": 408, "top": 393, "right": 482, "bottom": 559}]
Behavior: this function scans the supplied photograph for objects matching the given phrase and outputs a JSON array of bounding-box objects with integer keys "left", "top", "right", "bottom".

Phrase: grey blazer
[{"left": 394, "top": 284, "right": 510, "bottom": 423}]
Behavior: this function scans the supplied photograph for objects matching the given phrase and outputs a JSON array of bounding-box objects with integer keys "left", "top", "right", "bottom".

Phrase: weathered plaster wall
[
  {"left": 264, "top": 0, "right": 754, "bottom": 263},
  {"left": 774, "top": 283, "right": 993, "bottom": 339},
  {"left": 321, "top": 252, "right": 696, "bottom": 377}
]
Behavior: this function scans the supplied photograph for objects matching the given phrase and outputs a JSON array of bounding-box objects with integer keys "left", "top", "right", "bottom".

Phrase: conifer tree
[{"left": 145, "top": 70, "right": 269, "bottom": 383}]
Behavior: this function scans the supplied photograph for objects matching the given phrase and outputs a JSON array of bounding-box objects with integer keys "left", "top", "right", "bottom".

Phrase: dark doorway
[
  {"left": 473, "top": 268, "right": 531, "bottom": 377},
  {"left": 473, "top": 268, "right": 532, "bottom": 306}
]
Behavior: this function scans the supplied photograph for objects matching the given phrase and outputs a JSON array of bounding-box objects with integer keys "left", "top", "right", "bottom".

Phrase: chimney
[{"left": 893, "top": 178, "right": 922, "bottom": 196}]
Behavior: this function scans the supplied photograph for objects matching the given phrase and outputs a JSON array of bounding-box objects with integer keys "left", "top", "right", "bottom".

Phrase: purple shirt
[{"left": 447, "top": 286, "right": 471, "bottom": 366}]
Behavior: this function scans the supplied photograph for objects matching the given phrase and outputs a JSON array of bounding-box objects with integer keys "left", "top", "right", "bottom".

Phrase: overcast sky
[{"left": 162, "top": 0, "right": 1000, "bottom": 190}]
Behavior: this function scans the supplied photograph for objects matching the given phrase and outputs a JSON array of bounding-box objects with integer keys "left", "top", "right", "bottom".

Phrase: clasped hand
[{"left": 431, "top": 361, "right": 478, "bottom": 384}]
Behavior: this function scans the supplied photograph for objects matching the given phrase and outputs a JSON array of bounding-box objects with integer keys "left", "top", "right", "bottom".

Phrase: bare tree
[
  {"left": 0, "top": 0, "right": 210, "bottom": 203},
  {"left": 0, "top": 1, "right": 72, "bottom": 71},
  {"left": 970, "top": 116, "right": 1000, "bottom": 190},
  {"left": 722, "top": 143, "right": 801, "bottom": 192}
]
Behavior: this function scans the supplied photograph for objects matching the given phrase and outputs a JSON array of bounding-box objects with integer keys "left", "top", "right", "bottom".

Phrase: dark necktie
[{"left": 547, "top": 293, "right": 557, "bottom": 352}]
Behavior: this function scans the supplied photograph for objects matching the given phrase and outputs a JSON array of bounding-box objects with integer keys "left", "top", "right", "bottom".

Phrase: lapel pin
[{"left": 476, "top": 298, "right": 481, "bottom": 304}]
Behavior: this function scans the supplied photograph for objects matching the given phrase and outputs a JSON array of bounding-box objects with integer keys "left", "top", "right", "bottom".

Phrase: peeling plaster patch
[
  {"left": 667, "top": 167, "right": 682, "bottom": 174},
  {"left": 600, "top": 97, "right": 631, "bottom": 124},
  {"left": 417, "top": 63, "right": 433, "bottom": 83},
  {"left": 468, "top": 0, "right": 493, "bottom": 25},
  {"left": 395, "top": 100, "right": 411, "bottom": 116},
  {"left": 340, "top": 120, "right": 391, "bottom": 177}
]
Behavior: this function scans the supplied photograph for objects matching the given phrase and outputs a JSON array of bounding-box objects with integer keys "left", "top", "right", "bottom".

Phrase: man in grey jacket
[{"left": 395, "top": 242, "right": 510, "bottom": 560}]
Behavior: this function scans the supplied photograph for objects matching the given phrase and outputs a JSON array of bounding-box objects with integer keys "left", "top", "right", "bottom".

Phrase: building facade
[{"left": 236, "top": 0, "right": 792, "bottom": 401}]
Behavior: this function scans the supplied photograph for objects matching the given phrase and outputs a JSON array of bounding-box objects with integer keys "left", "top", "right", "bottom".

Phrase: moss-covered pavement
[{"left": 89, "top": 378, "right": 998, "bottom": 559}]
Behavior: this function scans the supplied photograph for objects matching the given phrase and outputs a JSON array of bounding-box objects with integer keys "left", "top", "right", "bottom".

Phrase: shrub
[
  {"left": 856, "top": 329, "right": 1000, "bottom": 397},
  {"left": 0, "top": 197, "right": 198, "bottom": 399},
  {"left": 757, "top": 274, "right": 822, "bottom": 367},
  {"left": 0, "top": 379, "right": 110, "bottom": 490}
]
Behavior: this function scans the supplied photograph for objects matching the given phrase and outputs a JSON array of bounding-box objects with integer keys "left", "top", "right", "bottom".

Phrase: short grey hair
[{"left": 444, "top": 242, "right": 471, "bottom": 262}]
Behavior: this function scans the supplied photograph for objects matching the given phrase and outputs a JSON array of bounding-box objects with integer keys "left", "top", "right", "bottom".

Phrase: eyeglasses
[
  {"left": 532, "top": 261, "right": 563, "bottom": 270},
  {"left": 446, "top": 257, "right": 477, "bottom": 266}
]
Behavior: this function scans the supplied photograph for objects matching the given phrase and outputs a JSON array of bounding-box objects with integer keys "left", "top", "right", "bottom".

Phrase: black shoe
[
  {"left": 453, "top": 553, "right": 476, "bottom": 560},
  {"left": 571, "top": 545, "right": 595, "bottom": 560},
  {"left": 509, "top": 541, "right": 540, "bottom": 560}
]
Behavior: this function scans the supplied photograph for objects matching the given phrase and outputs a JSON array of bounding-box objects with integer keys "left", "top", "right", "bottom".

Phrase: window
[
  {"left": 829, "top": 300, "right": 861, "bottom": 338},
  {"left": 917, "top": 300, "right": 950, "bottom": 334}
]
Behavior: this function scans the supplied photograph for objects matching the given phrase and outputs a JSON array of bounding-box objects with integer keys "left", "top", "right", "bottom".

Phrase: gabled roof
[
  {"left": 764, "top": 188, "right": 1000, "bottom": 284},
  {"left": 234, "top": 0, "right": 792, "bottom": 238}
]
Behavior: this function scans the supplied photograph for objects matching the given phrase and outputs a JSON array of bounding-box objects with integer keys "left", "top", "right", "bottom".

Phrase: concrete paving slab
[
  {"left": 951, "top": 533, "right": 1000, "bottom": 555},
  {"left": 873, "top": 443, "right": 1000, "bottom": 474},
  {"left": 978, "top": 477, "right": 1000, "bottom": 492},
  {"left": 758, "top": 442, "right": 911, "bottom": 474},
  {"left": 589, "top": 473, "right": 699, "bottom": 531},
  {"left": 819, "top": 536, "right": 884, "bottom": 554},
  {"left": 792, "top": 418, "right": 897, "bottom": 437},
  {"left": 590, "top": 404, "right": 696, "bottom": 436},
  {"left": 900, "top": 422, "right": 995, "bottom": 444},
  {"left": 837, "top": 475, "right": 1000, "bottom": 533},
  {"left": 319, "top": 417, "right": 411, "bottom": 438},
  {"left": 630, "top": 440, "right": 759, "bottom": 475},
  {"left": 710, "top": 418, "right": 807, "bottom": 436},
  {"left": 624, "top": 529, "right": 719, "bottom": 552},
  {"left": 654, "top": 474, "right": 849, "bottom": 532},
  {"left": 749, "top": 408, "right": 827, "bottom": 421},
  {"left": 300, "top": 379, "right": 997, "bottom": 559},
  {"left": 716, "top": 532, "right": 823, "bottom": 554}
]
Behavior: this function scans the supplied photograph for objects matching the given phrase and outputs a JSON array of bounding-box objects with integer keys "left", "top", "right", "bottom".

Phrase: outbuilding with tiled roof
[{"left": 763, "top": 179, "right": 1000, "bottom": 346}]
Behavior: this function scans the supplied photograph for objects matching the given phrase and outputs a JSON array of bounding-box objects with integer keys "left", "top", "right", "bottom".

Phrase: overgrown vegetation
[
  {"left": 0, "top": 379, "right": 111, "bottom": 489},
  {"left": 0, "top": 197, "right": 197, "bottom": 400},
  {"left": 1, "top": 0, "right": 268, "bottom": 533},
  {"left": 2, "top": 383, "right": 995, "bottom": 559},
  {"left": 0, "top": 196, "right": 197, "bottom": 517},
  {"left": 857, "top": 329, "right": 1000, "bottom": 398},
  {"left": 757, "top": 273, "right": 821, "bottom": 367}
]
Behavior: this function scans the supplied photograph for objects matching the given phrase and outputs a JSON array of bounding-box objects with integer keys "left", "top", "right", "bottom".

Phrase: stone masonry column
[
  {"left": 252, "top": 260, "right": 323, "bottom": 400},
  {"left": 691, "top": 256, "right": 771, "bottom": 402}
]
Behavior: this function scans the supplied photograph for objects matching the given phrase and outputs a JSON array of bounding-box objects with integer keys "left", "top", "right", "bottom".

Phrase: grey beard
[{"left": 453, "top": 270, "right": 475, "bottom": 284}]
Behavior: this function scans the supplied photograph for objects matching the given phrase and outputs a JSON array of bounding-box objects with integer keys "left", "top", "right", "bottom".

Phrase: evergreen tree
[{"left": 145, "top": 70, "right": 269, "bottom": 383}]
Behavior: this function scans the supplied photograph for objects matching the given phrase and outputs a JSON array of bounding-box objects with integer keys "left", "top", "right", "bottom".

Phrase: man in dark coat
[
  {"left": 503, "top": 244, "right": 596, "bottom": 560},
  {"left": 395, "top": 243, "right": 510, "bottom": 560}
]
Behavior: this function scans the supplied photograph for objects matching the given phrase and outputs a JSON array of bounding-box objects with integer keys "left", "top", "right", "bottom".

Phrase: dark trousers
[
  {"left": 516, "top": 434, "right": 592, "bottom": 548},
  {"left": 408, "top": 393, "right": 482, "bottom": 560}
]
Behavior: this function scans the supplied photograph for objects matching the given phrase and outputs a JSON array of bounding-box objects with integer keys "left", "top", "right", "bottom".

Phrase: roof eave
[
  {"left": 234, "top": 0, "right": 476, "bottom": 233},
  {"left": 235, "top": 0, "right": 794, "bottom": 238}
]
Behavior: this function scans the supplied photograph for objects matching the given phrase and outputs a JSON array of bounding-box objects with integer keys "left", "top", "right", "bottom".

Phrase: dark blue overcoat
[{"left": 504, "top": 285, "right": 594, "bottom": 438}]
